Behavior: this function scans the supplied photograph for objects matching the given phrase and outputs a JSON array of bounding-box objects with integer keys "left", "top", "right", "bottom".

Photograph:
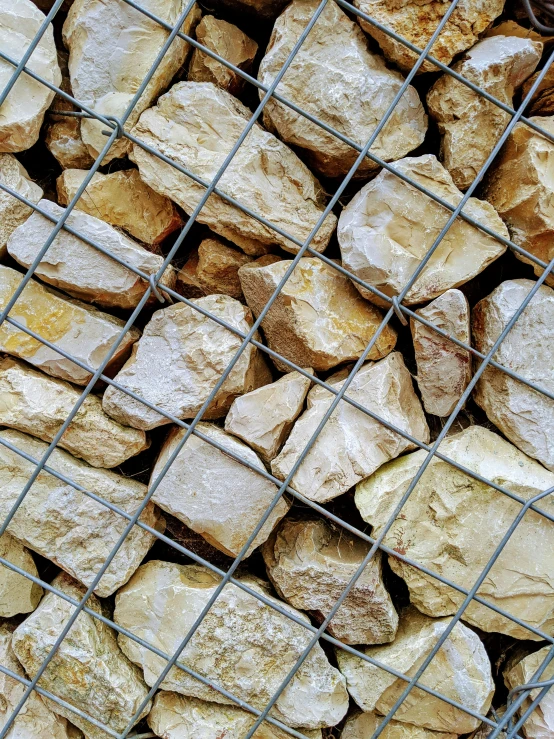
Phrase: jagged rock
[
  {"left": 177, "top": 238, "right": 252, "bottom": 300},
  {"left": 7, "top": 199, "right": 177, "bottom": 310},
  {"left": 427, "top": 36, "right": 541, "bottom": 190},
  {"left": 272, "top": 353, "right": 429, "bottom": 503},
  {"left": 258, "top": 0, "right": 427, "bottom": 179},
  {"left": 0, "top": 265, "right": 140, "bottom": 385},
  {"left": 12, "top": 573, "right": 151, "bottom": 739},
  {"left": 337, "top": 155, "right": 508, "bottom": 307},
  {"left": 411, "top": 289, "right": 471, "bottom": 417},
  {"left": 0, "top": 429, "right": 164, "bottom": 597},
  {"left": 0, "top": 0, "right": 61, "bottom": 152},
  {"left": 0, "top": 532, "right": 42, "bottom": 616},
  {"left": 114, "top": 560, "right": 349, "bottom": 729},
  {"left": 337, "top": 607, "right": 494, "bottom": 734},
  {"left": 485, "top": 19, "right": 550, "bottom": 43},
  {"left": 341, "top": 711, "right": 457, "bottom": 739},
  {"left": 504, "top": 647, "right": 554, "bottom": 739},
  {"left": 239, "top": 257, "right": 396, "bottom": 372},
  {"left": 262, "top": 516, "right": 398, "bottom": 645},
  {"left": 355, "top": 426, "right": 554, "bottom": 640},
  {"left": 0, "top": 356, "right": 148, "bottom": 468},
  {"left": 102, "top": 294, "right": 271, "bottom": 430},
  {"left": 130, "top": 82, "right": 337, "bottom": 256},
  {"left": 523, "top": 66, "right": 554, "bottom": 115},
  {"left": 473, "top": 279, "right": 554, "bottom": 471},
  {"left": 0, "top": 154, "right": 42, "bottom": 258}
]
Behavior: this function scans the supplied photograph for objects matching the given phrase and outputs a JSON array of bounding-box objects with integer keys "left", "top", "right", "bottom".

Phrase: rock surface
[
  {"left": 0, "top": 154, "right": 42, "bottom": 258},
  {"left": 130, "top": 81, "right": 337, "bottom": 256},
  {"left": 272, "top": 353, "right": 429, "bottom": 503},
  {"left": 177, "top": 238, "right": 252, "bottom": 300},
  {"left": 355, "top": 426, "right": 554, "bottom": 640},
  {"left": 0, "top": 532, "right": 42, "bottom": 617},
  {"left": 114, "top": 560, "right": 349, "bottom": 729},
  {"left": 341, "top": 711, "right": 457, "bottom": 739},
  {"left": 338, "top": 155, "right": 508, "bottom": 307},
  {"left": 522, "top": 66, "right": 554, "bottom": 115},
  {"left": 504, "top": 647, "right": 554, "bottom": 739}
]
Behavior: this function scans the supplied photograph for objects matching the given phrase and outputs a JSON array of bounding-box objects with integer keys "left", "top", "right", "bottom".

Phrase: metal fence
[{"left": 0, "top": 0, "right": 553, "bottom": 737}]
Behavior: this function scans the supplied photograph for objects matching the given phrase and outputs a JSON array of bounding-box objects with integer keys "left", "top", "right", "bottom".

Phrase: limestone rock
[
  {"left": 114, "top": 560, "right": 349, "bottom": 729},
  {"left": 337, "top": 607, "right": 494, "bottom": 734},
  {"left": 485, "top": 20, "right": 550, "bottom": 43},
  {"left": 0, "top": 265, "right": 140, "bottom": 385},
  {"left": 0, "top": 532, "right": 42, "bottom": 616},
  {"left": 427, "top": 36, "right": 541, "bottom": 190},
  {"left": 0, "top": 0, "right": 61, "bottom": 152},
  {"left": 239, "top": 257, "right": 396, "bottom": 372},
  {"left": 7, "top": 199, "right": 177, "bottom": 310},
  {"left": 0, "top": 154, "right": 42, "bottom": 258},
  {"left": 102, "top": 294, "right": 271, "bottom": 430},
  {"left": 505, "top": 647, "right": 554, "bottom": 739},
  {"left": 258, "top": 0, "right": 427, "bottom": 179},
  {"left": 130, "top": 82, "right": 337, "bottom": 256},
  {"left": 473, "top": 279, "right": 554, "bottom": 471},
  {"left": 272, "top": 352, "right": 429, "bottom": 503},
  {"left": 177, "top": 238, "right": 253, "bottom": 300},
  {"left": 262, "top": 516, "right": 398, "bottom": 645},
  {"left": 341, "top": 711, "right": 457, "bottom": 739},
  {"left": 12, "top": 573, "right": 151, "bottom": 739},
  {"left": 355, "top": 426, "right": 554, "bottom": 640},
  {"left": 522, "top": 66, "right": 554, "bottom": 115},
  {"left": 0, "top": 429, "right": 164, "bottom": 597},
  {"left": 337, "top": 155, "right": 508, "bottom": 307},
  {"left": 411, "top": 289, "right": 471, "bottom": 417},
  {"left": 0, "top": 356, "right": 148, "bottom": 468}
]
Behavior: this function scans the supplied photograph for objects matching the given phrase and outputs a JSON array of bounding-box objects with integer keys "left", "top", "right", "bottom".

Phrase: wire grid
[{"left": 0, "top": 0, "right": 553, "bottom": 737}]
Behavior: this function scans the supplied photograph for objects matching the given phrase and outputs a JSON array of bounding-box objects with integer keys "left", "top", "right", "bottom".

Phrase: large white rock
[
  {"left": 0, "top": 532, "right": 42, "bottom": 617},
  {"left": 337, "top": 155, "right": 508, "bottom": 306},
  {"left": 355, "top": 426, "right": 554, "bottom": 640},
  {"left": 114, "top": 560, "right": 349, "bottom": 729},
  {"left": 0, "top": 154, "right": 42, "bottom": 258},
  {"left": 504, "top": 647, "right": 554, "bottom": 739},
  {"left": 341, "top": 711, "right": 457, "bottom": 739},
  {"left": 130, "top": 82, "right": 337, "bottom": 256}
]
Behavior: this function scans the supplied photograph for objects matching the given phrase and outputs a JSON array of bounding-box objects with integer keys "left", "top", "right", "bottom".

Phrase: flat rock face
[
  {"left": 522, "top": 66, "right": 554, "bottom": 116},
  {"left": 0, "top": 429, "right": 164, "bottom": 597},
  {"left": 258, "top": 0, "right": 426, "bottom": 180},
  {"left": 0, "top": 356, "right": 148, "bottom": 468},
  {"left": 262, "top": 516, "right": 398, "bottom": 645},
  {"left": 0, "top": 154, "right": 43, "bottom": 258},
  {"left": 272, "top": 353, "right": 429, "bottom": 503},
  {"left": 130, "top": 82, "right": 337, "bottom": 256},
  {"left": 504, "top": 647, "right": 554, "bottom": 739},
  {"left": 114, "top": 561, "right": 349, "bottom": 729},
  {"left": 337, "top": 155, "right": 508, "bottom": 307},
  {"left": 472, "top": 279, "right": 554, "bottom": 471},
  {"left": 355, "top": 426, "right": 554, "bottom": 640},
  {"left": 337, "top": 607, "right": 494, "bottom": 734},
  {"left": 177, "top": 238, "right": 253, "bottom": 300},
  {"left": 0, "top": 265, "right": 140, "bottom": 385},
  {"left": 411, "top": 289, "right": 471, "bottom": 417},
  {"left": 427, "top": 36, "right": 541, "bottom": 190},
  {"left": 341, "top": 711, "right": 457, "bottom": 739},
  {"left": 0, "top": 532, "right": 42, "bottom": 617},
  {"left": 102, "top": 294, "right": 271, "bottom": 430}
]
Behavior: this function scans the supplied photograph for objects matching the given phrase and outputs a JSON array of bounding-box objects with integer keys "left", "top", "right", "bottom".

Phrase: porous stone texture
[
  {"left": 355, "top": 426, "right": 554, "bottom": 640},
  {"left": 272, "top": 352, "right": 429, "bottom": 503},
  {"left": 0, "top": 532, "right": 42, "bottom": 617},
  {"left": 0, "top": 356, "right": 148, "bottom": 468},
  {"left": 114, "top": 561, "right": 349, "bottom": 729},
  {"left": 262, "top": 516, "right": 398, "bottom": 645},
  {"left": 239, "top": 257, "right": 397, "bottom": 372},
  {"left": 341, "top": 711, "right": 457, "bottom": 739},
  {"left": 0, "top": 154, "right": 43, "bottom": 258},
  {"left": 337, "top": 607, "right": 494, "bottom": 734},
  {"left": 0, "top": 429, "right": 164, "bottom": 597},
  {"left": 177, "top": 238, "right": 253, "bottom": 300},
  {"left": 472, "top": 279, "right": 554, "bottom": 471},
  {"left": 130, "top": 81, "right": 337, "bottom": 256},
  {"left": 504, "top": 647, "right": 554, "bottom": 739},
  {"left": 0, "top": 265, "right": 140, "bottom": 385},
  {"left": 337, "top": 155, "right": 508, "bottom": 307},
  {"left": 427, "top": 35, "right": 541, "bottom": 190},
  {"left": 258, "top": 0, "right": 427, "bottom": 179},
  {"left": 522, "top": 66, "right": 554, "bottom": 115},
  {"left": 411, "top": 289, "right": 471, "bottom": 417}
]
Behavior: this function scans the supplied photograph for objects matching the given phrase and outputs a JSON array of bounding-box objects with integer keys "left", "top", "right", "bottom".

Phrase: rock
[
  {"left": 102, "top": 294, "right": 271, "bottom": 430},
  {"left": 341, "top": 711, "right": 457, "bottom": 739},
  {"left": 504, "top": 647, "right": 554, "bottom": 739},
  {"left": 177, "top": 238, "right": 253, "bottom": 300},
  {"left": 0, "top": 356, "right": 148, "bottom": 468},
  {"left": 0, "top": 0, "right": 61, "bottom": 152},
  {"left": 355, "top": 426, "right": 554, "bottom": 640},
  {"left": 130, "top": 82, "right": 337, "bottom": 256},
  {"left": 0, "top": 265, "right": 140, "bottom": 385},
  {"left": 258, "top": 0, "right": 427, "bottom": 179},
  {"left": 262, "top": 516, "right": 398, "bottom": 645},
  {"left": 239, "top": 257, "right": 397, "bottom": 372},
  {"left": 337, "top": 607, "right": 494, "bottom": 734},
  {"left": 188, "top": 16, "right": 258, "bottom": 95},
  {"left": 7, "top": 199, "right": 177, "bottom": 310},
  {"left": 337, "top": 155, "right": 508, "bottom": 307},
  {"left": 0, "top": 154, "right": 42, "bottom": 259},
  {"left": 485, "top": 20, "right": 550, "bottom": 44},
  {"left": 272, "top": 352, "right": 429, "bottom": 503},
  {"left": 411, "top": 289, "right": 471, "bottom": 417},
  {"left": 427, "top": 36, "right": 541, "bottom": 190},
  {"left": 12, "top": 573, "right": 151, "bottom": 739},
  {"left": 522, "top": 66, "right": 554, "bottom": 115},
  {"left": 0, "top": 532, "right": 42, "bottom": 616},
  {"left": 469, "top": 711, "right": 507, "bottom": 739},
  {"left": 0, "top": 428, "right": 164, "bottom": 597},
  {"left": 353, "top": 0, "right": 505, "bottom": 74},
  {"left": 114, "top": 560, "right": 349, "bottom": 729},
  {"left": 472, "top": 279, "right": 554, "bottom": 471}
]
